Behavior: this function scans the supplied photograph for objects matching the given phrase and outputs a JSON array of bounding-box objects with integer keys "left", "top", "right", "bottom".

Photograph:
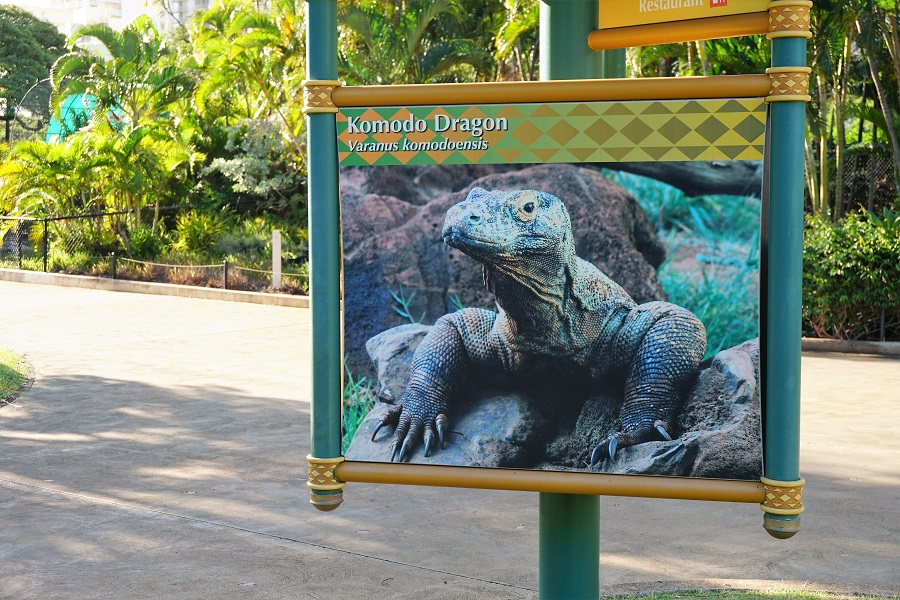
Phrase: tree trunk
[
  {"left": 593, "top": 160, "right": 763, "bottom": 198},
  {"left": 859, "top": 18, "right": 900, "bottom": 199},
  {"left": 833, "top": 34, "right": 853, "bottom": 219},
  {"left": 805, "top": 135, "right": 820, "bottom": 214}
]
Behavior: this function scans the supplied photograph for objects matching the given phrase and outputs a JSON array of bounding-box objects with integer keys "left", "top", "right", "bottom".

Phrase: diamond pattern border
[{"left": 337, "top": 99, "right": 766, "bottom": 167}]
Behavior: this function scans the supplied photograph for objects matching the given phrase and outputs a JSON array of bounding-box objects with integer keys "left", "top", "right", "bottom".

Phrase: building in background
[
  {"left": 1, "top": 0, "right": 212, "bottom": 35},
  {"left": 155, "top": 0, "right": 210, "bottom": 33}
]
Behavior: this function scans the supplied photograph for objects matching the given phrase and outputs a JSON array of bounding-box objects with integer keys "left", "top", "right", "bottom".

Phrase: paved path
[{"left": 1, "top": 280, "right": 899, "bottom": 599}]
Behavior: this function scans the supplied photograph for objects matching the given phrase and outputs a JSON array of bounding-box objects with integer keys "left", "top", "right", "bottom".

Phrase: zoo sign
[{"left": 304, "top": 0, "right": 811, "bottom": 546}]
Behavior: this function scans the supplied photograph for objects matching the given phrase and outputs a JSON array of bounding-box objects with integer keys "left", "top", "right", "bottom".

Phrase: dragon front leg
[
  {"left": 589, "top": 304, "right": 706, "bottom": 468},
  {"left": 385, "top": 308, "right": 501, "bottom": 462}
]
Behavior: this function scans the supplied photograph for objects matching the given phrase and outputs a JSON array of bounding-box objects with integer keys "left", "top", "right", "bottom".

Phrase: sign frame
[{"left": 304, "top": 0, "right": 811, "bottom": 543}]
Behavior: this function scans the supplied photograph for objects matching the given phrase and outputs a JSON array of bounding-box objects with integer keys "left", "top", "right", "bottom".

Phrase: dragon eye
[{"left": 516, "top": 195, "right": 538, "bottom": 221}]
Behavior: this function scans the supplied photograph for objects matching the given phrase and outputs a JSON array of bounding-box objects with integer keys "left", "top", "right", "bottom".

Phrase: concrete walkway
[{"left": 1, "top": 280, "right": 899, "bottom": 599}]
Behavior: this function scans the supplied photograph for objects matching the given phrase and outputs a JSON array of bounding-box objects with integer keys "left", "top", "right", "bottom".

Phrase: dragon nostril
[{"left": 469, "top": 213, "right": 481, "bottom": 223}]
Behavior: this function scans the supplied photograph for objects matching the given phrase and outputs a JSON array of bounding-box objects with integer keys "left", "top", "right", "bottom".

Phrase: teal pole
[
  {"left": 306, "top": 0, "right": 344, "bottom": 509},
  {"left": 540, "top": 493, "right": 600, "bottom": 599},
  {"left": 539, "top": 1, "right": 610, "bottom": 597},
  {"left": 601, "top": 49, "right": 626, "bottom": 79},
  {"left": 539, "top": 0, "right": 605, "bottom": 80},
  {"left": 763, "top": 34, "right": 807, "bottom": 537}
]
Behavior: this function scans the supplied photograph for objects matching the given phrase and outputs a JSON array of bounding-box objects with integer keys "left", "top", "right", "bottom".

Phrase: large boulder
[
  {"left": 346, "top": 326, "right": 762, "bottom": 480},
  {"left": 340, "top": 163, "right": 667, "bottom": 377}
]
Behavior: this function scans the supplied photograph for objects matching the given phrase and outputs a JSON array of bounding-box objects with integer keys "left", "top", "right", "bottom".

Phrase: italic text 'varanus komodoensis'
[{"left": 373, "top": 187, "right": 707, "bottom": 467}]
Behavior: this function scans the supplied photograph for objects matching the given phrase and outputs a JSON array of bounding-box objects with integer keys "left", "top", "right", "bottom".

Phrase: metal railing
[{"left": 0, "top": 209, "right": 308, "bottom": 294}]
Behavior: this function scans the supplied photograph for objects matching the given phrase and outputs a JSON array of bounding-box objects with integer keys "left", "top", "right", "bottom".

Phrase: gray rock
[
  {"left": 346, "top": 323, "right": 763, "bottom": 479},
  {"left": 349, "top": 324, "right": 551, "bottom": 467},
  {"left": 346, "top": 387, "right": 549, "bottom": 468},
  {"left": 365, "top": 323, "right": 431, "bottom": 403}
]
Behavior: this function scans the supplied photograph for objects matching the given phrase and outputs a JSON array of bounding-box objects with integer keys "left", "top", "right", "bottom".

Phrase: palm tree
[
  {"left": 189, "top": 0, "right": 306, "bottom": 160},
  {"left": 0, "top": 135, "right": 106, "bottom": 216},
  {"left": 494, "top": 0, "right": 539, "bottom": 81},
  {"left": 50, "top": 16, "right": 192, "bottom": 136},
  {"left": 338, "top": 0, "right": 491, "bottom": 84},
  {"left": 48, "top": 15, "right": 195, "bottom": 227}
]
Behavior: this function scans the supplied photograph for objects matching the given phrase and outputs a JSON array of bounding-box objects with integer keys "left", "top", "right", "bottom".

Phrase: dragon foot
[
  {"left": 389, "top": 412, "right": 451, "bottom": 462},
  {"left": 588, "top": 420, "right": 673, "bottom": 468}
]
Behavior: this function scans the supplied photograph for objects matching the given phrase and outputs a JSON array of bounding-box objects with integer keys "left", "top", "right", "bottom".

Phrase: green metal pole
[
  {"left": 763, "top": 34, "right": 807, "bottom": 538},
  {"left": 540, "top": 493, "right": 600, "bottom": 599},
  {"left": 601, "top": 49, "right": 626, "bottom": 79},
  {"left": 540, "top": 0, "right": 605, "bottom": 81},
  {"left": 538, "top": 2, "right": 611, "bottom": 597},
  {"left": 306, "top": 0, "right": 343, "bottom": 509}
]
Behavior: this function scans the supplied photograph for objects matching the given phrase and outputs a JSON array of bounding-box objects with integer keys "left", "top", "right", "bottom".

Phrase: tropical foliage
[
  {"left": 0, "top": 6, "right": 65, "bottom": 112},
  {"left": 804, "top": 209, "right": 900, "bottom": 340},
  {"left": 0, "top": 0, "right": 898, "bottom": 339}
]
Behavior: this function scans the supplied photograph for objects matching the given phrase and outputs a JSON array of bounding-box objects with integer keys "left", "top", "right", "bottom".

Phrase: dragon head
[{"left": 442, "top": 187, "right": 574, "bottom": 267}]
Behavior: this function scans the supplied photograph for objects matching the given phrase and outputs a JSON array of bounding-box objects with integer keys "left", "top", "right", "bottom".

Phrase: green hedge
[{"left": 803, "top": 210, "right": 900, "bottom": 340}]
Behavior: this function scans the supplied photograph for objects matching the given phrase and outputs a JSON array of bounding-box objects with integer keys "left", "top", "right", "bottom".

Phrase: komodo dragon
[{"left": 373, "top": 187, "right": 707, "bottom": 467}]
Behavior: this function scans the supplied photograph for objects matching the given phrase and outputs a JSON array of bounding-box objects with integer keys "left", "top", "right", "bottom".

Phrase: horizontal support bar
[
  {"left": 331, "top": 75, "right": 770, "bottom": 108},
  {"left": 336, "top": 461, "right": 765, "bottom": 503},
  {"left": 589, "top": 13, "right": 770, "bottom": 51}
]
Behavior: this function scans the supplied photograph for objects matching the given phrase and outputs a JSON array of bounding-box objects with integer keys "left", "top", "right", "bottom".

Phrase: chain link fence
[
  {"left": 0, "top": 209, "right": 308, "bottom": 294},
  {"left": 826, "top": 151, "right": 898, "bottom": 215}
]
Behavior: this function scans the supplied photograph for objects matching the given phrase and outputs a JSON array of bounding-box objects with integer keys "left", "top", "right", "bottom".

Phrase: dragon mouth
[{"left": 442, "top": 230, "right": 502, "bottom": 251}]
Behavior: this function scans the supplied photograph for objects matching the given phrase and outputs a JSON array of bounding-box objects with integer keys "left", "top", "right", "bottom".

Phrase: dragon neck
[{"left": 483, "top": 247, "right": 575, "bottom": 334}]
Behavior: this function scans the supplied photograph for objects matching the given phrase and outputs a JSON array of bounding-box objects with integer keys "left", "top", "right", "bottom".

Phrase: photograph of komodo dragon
[{"left": 371, "top": 187, "right": 708, "bottom": 468}]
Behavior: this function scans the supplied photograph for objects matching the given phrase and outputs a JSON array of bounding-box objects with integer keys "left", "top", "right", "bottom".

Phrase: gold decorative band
[
  {"left": 302, "top": 80, "right": 342, "bottom": 114},
  {"left": 766, "top": 66, "right": 811, "bottom": 102},
  {"left": 767, "top": 1, "right": 813, "bottom": 39},
  {"left": 307, "top": 454, "right": 346, "bottom": 491},
  {"left": 760, "top": 476, "right": 805, "bottom": 515}
]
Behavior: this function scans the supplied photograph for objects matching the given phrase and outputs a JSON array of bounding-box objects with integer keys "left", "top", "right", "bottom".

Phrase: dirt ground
[{"left": 1, "top": 280, "right": 899, "bottom": 599}]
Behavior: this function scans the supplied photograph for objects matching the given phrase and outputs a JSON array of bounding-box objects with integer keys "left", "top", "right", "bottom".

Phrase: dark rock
[
  {"left": 340, "top": 163, "right": 668, "bottom": 377},
  {"left": 347, "top": 386, "right": 550, "bottom": 468},
  {"left": 347, "top": 324, "right": 762, "bottom": 479},
  {"left": 583, "top": 339, "right": 762, "bottom": 478}
]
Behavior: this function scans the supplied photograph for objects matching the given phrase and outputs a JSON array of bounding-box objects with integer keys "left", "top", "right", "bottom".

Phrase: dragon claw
[
  {"left": 589, "top": 444, "right": 605, "bottom": 467},
  {"left": 589, "top": 435, "right": 618, "bottom": 467},
  {"left": 588, "top": 423, "right": 677, "bottom": 469},
  {"left": 372, "top": 403, "right": 404, "bottom": 441},
  {"left": 655, "top": 420, "right": 672, "bottom": 441},
  {"left": 423, "top": 425, "right": 435, "bottom": 457},
  {"left": 398, "top": 438, "right": 414, "bottom": 462},
  {"left": 435, "top": 414, "right": 449, "bottom": 449},
  {"left": 389, "top": 442, "right": 400, "bottom": 463}
]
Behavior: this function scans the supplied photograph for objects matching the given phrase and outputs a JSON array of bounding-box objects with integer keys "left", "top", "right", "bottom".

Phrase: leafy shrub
[
  {"left": 171, "top": 210, "right": 230, "bottom": 252},
  {"left": 48, "top": 248, "right": 94, "bottom": 273},
  {"left": 341, "top": 366, "right": 375, "bottom": 453},
  {"left": 803, "top": 210, "right": 900, "bottom": 340},
  {"left": 603, "top": 170, "right": 760, "bottom": 240},
  {"left": 124, "top": 225, "right": 166, "bottom": 259},
  {"left": 202, "top": 117, "right": 306, "bottom": 214}
]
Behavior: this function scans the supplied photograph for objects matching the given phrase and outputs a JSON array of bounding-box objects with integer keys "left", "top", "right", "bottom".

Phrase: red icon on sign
[{"left": 711, "top": 0, "right": 727, "bottom": 6}]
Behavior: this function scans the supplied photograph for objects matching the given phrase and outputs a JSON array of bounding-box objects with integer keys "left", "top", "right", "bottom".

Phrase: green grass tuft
[
  {"left": 341, "top": 365, "right": 376, "bottom": 453},
  {"left": 605, "top": 169, "right": 761, "bottom": 359},
  {"left": 0, "top": 348, "right": 28, "bottom": 403}
]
